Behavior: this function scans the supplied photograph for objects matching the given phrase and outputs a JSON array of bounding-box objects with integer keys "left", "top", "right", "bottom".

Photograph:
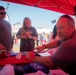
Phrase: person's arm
[
  {"left": 35, "top": 40, "right": 59, "bottom": 52},
  {"left": 29, "top": 36, "right": 38, "bottom": 40},
  {"left": 34, "top": 56, "right": 56, "bottom": 69},
  {"left": 16, "top": 28, "right": 21, "bottom": 39},
  {"left": 32, "top": 27, "right": 38, "bottom": 40},
  {"left": 26, "top": 52, "right": 56, "bottom": 69},
  {"left": 0, "top": 43, "right": 6, "bottom": 50},
  {"left": 16, "top": 28, "right": 28, "bottom": 39},
  {"left": 31, "top": 27, "right": 38, "bottom": 40},
  {"left": 43, "top": 40, "right": 59, "bottom": 48},
  {"left": 32, "top": 36, "right": 38, "bottom": 40},
  {"left": 26, "top": 33, "right": 38, "bottom": 40}
]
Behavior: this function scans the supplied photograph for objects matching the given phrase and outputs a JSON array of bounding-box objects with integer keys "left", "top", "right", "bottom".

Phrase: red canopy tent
[
  {"left": 1, "top": 0, "right": 76, "bottom": 16},
  {"left": 0, "top": 0, "right": 76, "bottom": 66}
]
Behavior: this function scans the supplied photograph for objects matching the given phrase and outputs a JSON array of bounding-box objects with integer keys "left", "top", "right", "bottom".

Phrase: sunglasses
[{"left": 0, "top": 12, "right": 6, "bottom": 15}]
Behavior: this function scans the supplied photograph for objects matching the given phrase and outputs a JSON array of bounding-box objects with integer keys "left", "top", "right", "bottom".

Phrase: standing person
[
  {"left": 48, "top": 25, "right": 59, "bottom": 54},
  {"left": 49, "top": 25, "right": 59, "bottom": 43},
  {"left": 36, "top": 34, "right": 41, "bottom": 46},
  {"left": 16, "top": 17, "right": 38, "bottom": 52},
  {"left": 41, "top": 32, "right": 46, "bottom": 45},
  {"left": 26, "top": 15, "right": 76, "bottom": 75},
  {"left": 0, "top": 6, "right": 12, "bottom": 55}
]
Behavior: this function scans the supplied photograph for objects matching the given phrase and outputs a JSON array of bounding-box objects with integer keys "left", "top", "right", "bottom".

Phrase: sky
[{"left": 0, "top": 1, "right": 64, "bottom": 30}]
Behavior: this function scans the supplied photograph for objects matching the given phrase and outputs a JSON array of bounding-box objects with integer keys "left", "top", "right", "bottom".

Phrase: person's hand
[
  {"left": 0, "top": 43, "right": 6, "bottom": 59},
  {"left": 26, "top": 33, "right": 32, "bottom": 39},
  {"left": 35, "top": 45, "right": 45, "bottom": 52},
  {"left": 21, "top": 34, "right": 28, "bottom": 39},
  {"left": 0, "top": 43, "right": 5, "bottom": 50},
  {"left": 26, "top": 52, "right": 35, "bottom": 61},
  {"left": 15, "top": 52, "right": 22, "bottom": 59}
]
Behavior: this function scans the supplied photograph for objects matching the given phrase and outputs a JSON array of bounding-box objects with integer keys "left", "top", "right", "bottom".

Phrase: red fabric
[
  {"left": 3, "top": 0, "right": 76, "bottom": 15},
  {"left": 27, "top": 52, "right": 35, "bottom": 58},
  {"left": 0, "top": 50, "right": 6, "bottom": 59},
  {"left": 0, "top": 56, "right": 32, "bottom": 66}
]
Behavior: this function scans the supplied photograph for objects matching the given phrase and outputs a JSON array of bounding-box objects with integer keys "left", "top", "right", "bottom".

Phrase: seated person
[
  {"left": 0, "top": 43, "right": 6, "bottom": 59},
  {"left": 26, "top": 15, "right": 76, "bottom": 75}
]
